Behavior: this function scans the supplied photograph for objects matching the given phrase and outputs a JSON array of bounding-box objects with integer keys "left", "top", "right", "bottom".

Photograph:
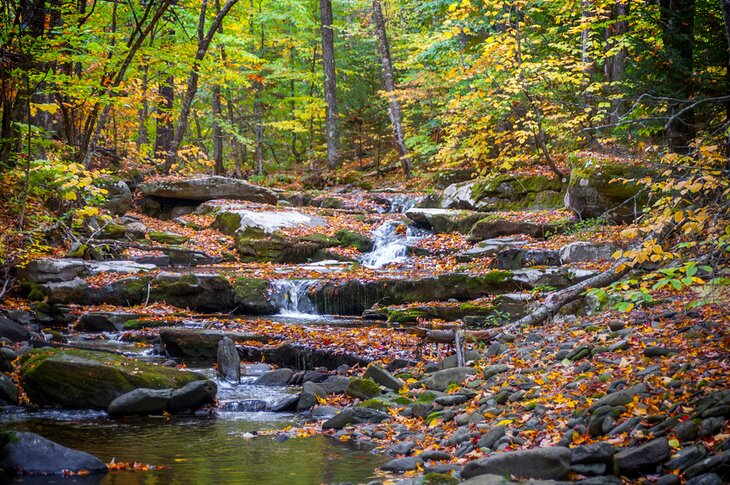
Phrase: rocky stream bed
[{"left": 1, "top": 174, "right": 728, "bottom": 485}]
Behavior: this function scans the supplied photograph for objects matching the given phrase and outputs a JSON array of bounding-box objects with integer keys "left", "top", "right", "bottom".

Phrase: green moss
[
  {"left": 359, "top": 399, "right": 387, "bottom": 410},
  {"left": 122, "top": 318, "right": 170, "bottom": 330},
  {"left": 149, "top": 231, "right": 188, "bottom": 244},
  {"left": 65, "top": 244, "right": 87, "bottom": 258},
  {"left": 458, "top": 302, "right": 494, "bottom": 315},
  {"left": 213, "top": 212, "right": 242, "bottom": 235},
  {"left": 334, "top": 230, "right": 374, "bottom": 252},
  {"left": 303, "top": 233, "right": 339, "bottom": 247},
  {"left": 424, "top": 473, "right": 459, "bottom": 485},
  {"left": 100, "top": 223, "right": 127, "bottom": 239},
  {"left": 386, "top": 308, "right": 428, "bottom": 323},
  {"left": 20, "top": 348, "right": 205, "bottom": 409},
  {"left": 25, "top": 282, "right": 46, "bottom": 302},
  {"left": 416, "top": 390, "right": 442, "bottom": 404},
  {"left": 345, "top": 378, "right": 382, "bottom": 400}
]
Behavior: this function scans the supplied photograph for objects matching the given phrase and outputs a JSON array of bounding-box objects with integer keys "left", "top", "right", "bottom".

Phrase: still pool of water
[{"left": 1, "top": 413, "right": 386, "bottom": 485}]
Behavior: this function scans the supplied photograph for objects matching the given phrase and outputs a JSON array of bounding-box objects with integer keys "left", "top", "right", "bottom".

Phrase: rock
[
  {"left": 149, "top": 231, "right": 188, "bottom": 244},
  {"left": 255, "top": 368, "right": 295, "bottom": 386},
  {"left": 685, "top": 473, "right": 723, "bottom": 485},
  {"left": 123, "top": 220, "right": 148, "bottom": 239},
  {"left": 461, "top": 446, "right": 572, "bottom": 480},
  {"left": 684, "top": 449, "right": 730, "bottom": 480},
  {"left": 232, "top": 277, "right": 277, "bottom": 314},
  {"left": 419, "top": 450, "right": 452, "bottom": 461},
  {"left": 675, "top": 420, "right": 701, "bottom": 442},
  {"left": 456, "top": 237, "right": 529, "bottom": 262},
  {"left": 139, "top": 176, "right": 277, "bottom": 204},
  {"left": 0, "top": 347, "right": 17, "bottom": 373},
  {"left": 441, "top": 175, "right": 564, "bottom": 212},
  {"left": 0, "top": 373, "right": 18, "bottom": 404},
  {"left": 160, "top": 328, "right": 270, "bottom": 359},
  {"left": 297, "top": 381, "right": 326, "bottom": 411},
  {"left": 108, "top": 388, "right": 171, "bottom": 416},
  {"left": 422, "top": 367, "right": 477, "bottom": 392},
  {"left": 0, "top": 431, "right": 107, "bottom": 475},
  {"left": 334, "top": 230, "right": 373, "bottom": 252},
  {"left": 442, "top": 350, "right": 484, "bottom": 369},
  {"left": 213, "top": 208, "right": 326, "bottom": 236},
  {"left": 644, "top": 346, "right": 679, "bottom": 358},
  {"left": 216, "top": 337, "right": 241, "bottom": 383},
  {"left": 77, "top": 311, "right": 141, "bottom": 332},
  {"left": 477, "top": 426, "right": 506, "bottom": 449},
  {"left": 149, "top": 272, "right": 233, "bottom": 312},
  {"left": 559, "top": 242, "right": 620, "bottom": 263},
  {"left": 615, "top": 437, "right": 670, "bottom": 475},
  {"left": 0, "top": 316, "right": 30, "bottom": 342},
  {"left": 490, "top": 248, "right": 561, "bottom": 270},
  {"left": 665, "top": 445, "right": 708, "bottom": 471},
  {"left": 469, "top": 218, "right": 565, "bottom": 242},
  {"left": 167, "top": 380, "right": 217, "bottom": 412},
  {"left": 589, "top": 383, "right": 648, "bottom": 410},
  {"left": 346, "top": 378, "right": 382, "bottom": 400},
  {"left": 565, "top": 162, "right": 648, "bottom": 222},
  {"left": 20, "top": 348, "right": 206, "bottom": 409},
  {"left": 318, "top": 375, "right": 351, "bottom": 394},
  {"left": 269, "top": 395, "right": 299, "bottom": 412},
  {"left": 572, "top": 442, "right": 615, "bottom": 464},
  {"left": 234, "top": 227, "right": 338, "bottom": 263},
  {"left": 381, "top": 457, "right": 419, "bottom": 473},
  {"left": 19, "top": 258, "right": 156, "bottom": 284},
  {"left": 101, "top": 179, "right": 133, "bottom": 215},
  {"left": 406, "top": 208, "right": 484, "bottom": 234},
  {"left": 482, "top": 364, "right": 510, "bottom": 380},
  {"left": 364, "top": 364, "right": 403, "bottom": 392},
  {"left": 322, "top": 407, "right": 390, "bottom": 429}
]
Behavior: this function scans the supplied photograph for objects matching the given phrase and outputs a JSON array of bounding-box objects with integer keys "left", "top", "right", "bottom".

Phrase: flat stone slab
[{"left": 139, "top": 176, "right": 277, "bottom": 204}]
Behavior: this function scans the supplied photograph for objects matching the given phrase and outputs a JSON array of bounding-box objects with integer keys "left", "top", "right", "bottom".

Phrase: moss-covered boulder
[
  {"left": 19, "top": 348, "right": 207, "bottom": 409},
  {"left": 234, "top": 227, "right": 338, "bottom": 263},
  {"left": 159, "top": 328, "right": 272, "bottom": 359},
  {"left": 468, "top": 215, "right": 571, "bottom": 242},
  {"left": 359, "top": 393, "right": 412, "bottom": 410},
  {"left": 149, "top": 273, "right": 233, "bottom": 311},
  {"left": 442, "top": 174, "right": 565, "bottom": 211},
  {"left": 334, "top": 230, "right": 374, "bottom": 252},
  {"left": 405, "top": 208, "right": 485, "bottom": 234},
  {"left": 232, "top": 277, "right": 277, "bottom": 314},
  {"left": 565, "top": 161, "right": 650, "bottom": 221},
  {"left": 345, "top": 378, "right": 382, "bottom": 400},
  {"left": 149, "top": 231, "right": 188, "bottom": 244}
]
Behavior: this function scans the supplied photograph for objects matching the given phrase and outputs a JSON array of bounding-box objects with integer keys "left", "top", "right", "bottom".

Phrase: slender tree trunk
[
  {"left": 722, "top": 0, "right": 730, "bottom": 163},
  {"left": 660, "top": 0, "right": 696, "bottom": 154},
  {"left": 136, "top": 62, "right": 150, "bottom": 151},
  {"left": 320, "top": 0, "right": 340, "bottom": 169},
  {"left": 372, "top": 0, "right": 410, "bottom": 176},
  {"left": 308, "top": 42, "right": 317, "bottom": 170},
  {"left": 163, "top": 0, "right": 239, "bottom": 173},
  {"left": 211, "top": 0, "right": 225, "bottom": 175},
  {"left": 155, "top": 72, "right": 175, "bottom": 159}
]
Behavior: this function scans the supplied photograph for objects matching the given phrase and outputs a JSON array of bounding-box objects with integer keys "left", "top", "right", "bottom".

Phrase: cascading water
[
  {"left": 269, "top": 279, "right": 318, "bottom": 317},
  {"left": 375, "top": 194, "right": 423, "bottom": 214},
  {"left": 360, "top": 220, "right": 426, "bottom": 269}
]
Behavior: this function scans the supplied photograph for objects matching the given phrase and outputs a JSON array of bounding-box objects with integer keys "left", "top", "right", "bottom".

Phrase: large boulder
[
  {"left": 217, "top": 337, "right": 241, "bottom": 383},
  {"left": 77, "top": 311, "right": 141, "bottom": 332},
  {"left": 160, "top": 328, "right": 271, "bottom": 359},
  {"left": 213, "top": 208, "right": 326, "bottom": 236},
  {"left": 232, "top": 277, "right": 277, "bottom": 314},
  {"left": 139, "top": 176, "right": 277, "bottom": 204},
  {"left": 107, "top": 380, "right": 216, "bottom": 416},
  {"left": 17, "top": 258, "right": 156, "bottom": 284},
  {"left": 0, "top": 431, "right": 107, "bottom": 476},
  {"left": 559, "top": 241, "right": 620, "bottom": 263},
  {"left": 440, "top": 175, "right": 565, "bottom": 211},
  {"left": 101, "top": 179, "right": 133, "bottom": 215},
  {"left": 405, "top": 208, "right": 484, "bottom": 234},
  {"left": 19, "top": 348, "right": 206, "bottom": 410},
  {"left": 565, "top": 162, "right": 648, "bottom": 221},
  {"left": 148, "top": 272, "right": 233, "bottom": 311},
  {"left": 469, "top": 217, "right": 569, "bottom": 242},
  {"left": 234, "top": 227, "right": 339, "bottom": 263},
  {"left": 0, "top": 316, "right": 30, "bottom": 342},
  {"left": 461, "top": 447, "right": 572, "bottom": 480}
]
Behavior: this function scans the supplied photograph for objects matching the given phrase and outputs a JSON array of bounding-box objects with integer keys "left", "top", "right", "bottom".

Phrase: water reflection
[{"left": 2, "top": 415, "right": 384, "bottom": 484}]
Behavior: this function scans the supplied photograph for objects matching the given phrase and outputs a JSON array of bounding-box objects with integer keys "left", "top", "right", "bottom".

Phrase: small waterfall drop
[
  {"left": 360, "top": 220, "right": 425, "bottom": 269},
  {"left": 270, "top": 279, "right": 318, "bottom": 318}
]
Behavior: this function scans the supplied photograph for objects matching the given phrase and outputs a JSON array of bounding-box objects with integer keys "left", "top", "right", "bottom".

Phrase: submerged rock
[
  {"left": 0, "top": 431, "right": 108, "bottom": 476},
  {"left": 19, "top": 348, "right": 207, "bottom": 409}
]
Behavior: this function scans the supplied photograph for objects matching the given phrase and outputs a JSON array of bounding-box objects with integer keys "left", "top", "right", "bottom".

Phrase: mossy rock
[
  {"left": 99, "top": 223, "right": 127, "bottom": 240},
  {"left": 122, "top": 318, "right": 174, "bottom": 330},
  {"left": 232, "top": 277, "right": 276, "bottom": 314},
  {"left": 566, "top": 161, "right": 651, "bottom": 221},
  {"left": 148, "top": 231, "right": 188, "bottom": 244},
  {"left": 359, "top": 393, "right": 412, "bottom": 410},
  {"left": 65, "top": 244, "right": 87, "bottom": 258},
  {"left": 213, "top": 211, "right": 243, "bottom": 235},
  {"left": 20, "top": 348, "right": 206, "bottom": 410},
  {"left": 416, "top": 390, "right": 443, "bottom": 404},
  {"left": 235, "top": 227, "right": 323, "bottom": 263},
  {"left": 345, "top": 378, "right": 382, "bottom": 400},
  {"left": 424, "top": 473, "right": 459, "bottom": 485},
  {"left": 334, "top": 230, "right": 374, "bottom": 252}
]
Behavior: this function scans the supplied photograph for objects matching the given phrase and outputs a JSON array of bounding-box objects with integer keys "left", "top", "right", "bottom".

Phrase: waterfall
[
  {"left": 360, "top": 220, "right": 426, "bottom": 269},
  {"left": 375, "top": 194, "right": 424, "bottom": 214},
  {"left": 270, "top": 279, "right": 318, "bottom": 317}
]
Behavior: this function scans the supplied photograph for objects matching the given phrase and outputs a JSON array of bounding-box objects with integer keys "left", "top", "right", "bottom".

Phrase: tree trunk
[
  {"left": 722, "top": 0, "right": 730, "bottom": 163},
  {"left": 660, "top": 0, "right": 696, "bottom": 154},
  {"left": 211, "top": 0, "right": 225, "bottom": 175},
  {"left": 320, "top": 0, "right": 340, "bottom": 169},
  {"left": 154, "top": 72, "right": 175, "bottom": 159},
  {"left": 136, "top": 62, "right": 150, "bottom": 151},
  {"left": 163, "top": 0, "right": 239, "bottom": 173},
  {"left": 372, "top": 0, "right": 410, "bottom": 176}
]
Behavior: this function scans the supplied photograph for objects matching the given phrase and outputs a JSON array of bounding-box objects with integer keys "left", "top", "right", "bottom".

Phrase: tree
[
  {"left": 163, "top": 0, "right": 239, "bottom": 174},
  {"left": 320, "top": 0, "right": 340, "bottom": 169},
  {"left": 372, "top": 0, "right": 410, "bottom": 176}
]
